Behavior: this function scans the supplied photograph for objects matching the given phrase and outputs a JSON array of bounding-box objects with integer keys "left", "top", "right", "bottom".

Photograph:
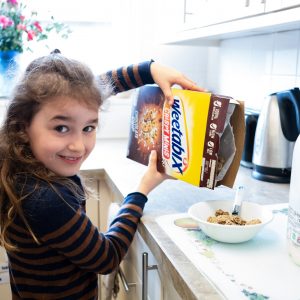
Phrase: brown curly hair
[{"left": 0, "top": 53, "right": 107, "bottom": 251}]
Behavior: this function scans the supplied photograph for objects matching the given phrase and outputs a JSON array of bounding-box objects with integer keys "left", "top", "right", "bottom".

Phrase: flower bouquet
[
  {"left": 0, "top": 0, "right": 70, "bottom": 52},
  {"left": 0, "top": 0, "right": 70, "bottom": 97}
]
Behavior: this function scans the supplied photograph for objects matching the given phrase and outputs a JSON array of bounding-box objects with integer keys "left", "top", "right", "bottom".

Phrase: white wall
[{"left": 217, "top": 30, "right": 300, "bottom": 110}]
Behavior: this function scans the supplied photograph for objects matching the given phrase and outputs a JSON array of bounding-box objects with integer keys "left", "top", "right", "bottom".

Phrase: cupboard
[
  {"left": 0, "top": 248, "right": 10, "bottom": 299},
  {"left": 158, "top": 0, "right": 300, "bottom": 44}
]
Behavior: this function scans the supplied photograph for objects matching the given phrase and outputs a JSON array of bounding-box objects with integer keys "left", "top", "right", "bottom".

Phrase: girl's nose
[{"left": 68, "top": 135, "right": 85, "bottom": 152}]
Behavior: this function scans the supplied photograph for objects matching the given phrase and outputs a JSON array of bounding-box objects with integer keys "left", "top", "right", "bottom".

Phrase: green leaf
[{"left": 0, "top": 0, "right": 71, "bottom": 52}]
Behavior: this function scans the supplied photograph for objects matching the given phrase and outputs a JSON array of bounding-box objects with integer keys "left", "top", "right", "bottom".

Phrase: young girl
[{"left": 0, "top": 52, "right": 203, "bottom": 299}]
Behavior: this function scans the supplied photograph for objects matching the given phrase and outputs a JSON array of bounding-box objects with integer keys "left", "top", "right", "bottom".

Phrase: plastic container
[{"left": 287, "top": 135, "right": 300, "bottom": 265}]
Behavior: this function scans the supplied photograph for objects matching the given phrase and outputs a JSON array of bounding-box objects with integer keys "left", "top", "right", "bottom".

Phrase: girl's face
[{"left": 26, "top": 96, "right": 99, "bottom": 177}]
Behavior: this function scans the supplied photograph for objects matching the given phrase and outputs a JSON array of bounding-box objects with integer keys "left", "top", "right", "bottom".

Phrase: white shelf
[{"left": 162, "top": 6, "right": 300, "bottom": 45}]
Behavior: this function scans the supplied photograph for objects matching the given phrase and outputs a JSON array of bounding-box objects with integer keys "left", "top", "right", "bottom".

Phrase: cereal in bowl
[{"left": 207, "top": 209, "right": 261, "bottom": 225}]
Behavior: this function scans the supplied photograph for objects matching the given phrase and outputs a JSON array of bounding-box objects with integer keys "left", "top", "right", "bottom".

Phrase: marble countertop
[{"left": 82, "top": 138, "right": 290, "bottom": 299}]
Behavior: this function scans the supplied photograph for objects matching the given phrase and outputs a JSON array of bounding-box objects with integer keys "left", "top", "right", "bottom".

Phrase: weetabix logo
[{"left": 162, "top": 96, "right": 189, "bottom": 174}]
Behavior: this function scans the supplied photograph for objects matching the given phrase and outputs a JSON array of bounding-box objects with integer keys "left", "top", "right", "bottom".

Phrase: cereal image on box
[
  {"left": 138, "top": 105, "right": 161, "bottom": 150},
  {"left": 128, "top": 87, "right": 165, "bottom": 172}
]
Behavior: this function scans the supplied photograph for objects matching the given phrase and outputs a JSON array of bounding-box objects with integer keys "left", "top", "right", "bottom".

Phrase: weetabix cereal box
[{"left": 127, "top": 85, "right": 245, "bottom": 189}]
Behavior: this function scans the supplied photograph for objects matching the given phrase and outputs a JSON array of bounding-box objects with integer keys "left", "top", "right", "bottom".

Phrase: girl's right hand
[
  {"left": 136, "top": 150, "right": 171, "bottom": 196},
  {"left": 150, "top": 62, "right": 206, "bottom": 105}
]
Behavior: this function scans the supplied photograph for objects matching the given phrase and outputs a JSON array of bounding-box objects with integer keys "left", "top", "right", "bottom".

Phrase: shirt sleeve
[
  {"left": 25, "top": 188, "right": 148, "bottom": 275},
  {"left": 99, "top": 60, "right": 155, "bottom": 95}
]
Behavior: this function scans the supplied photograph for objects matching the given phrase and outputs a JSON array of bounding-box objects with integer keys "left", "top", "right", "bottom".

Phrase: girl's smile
[{"left": 26, "top": 96, "right": 99, "bottom": 177}]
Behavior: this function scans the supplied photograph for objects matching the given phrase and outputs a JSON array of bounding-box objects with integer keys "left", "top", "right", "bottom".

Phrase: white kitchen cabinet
[
  {"left": 0, "top": 279, "right": 10, "bottom": 300},
  {"left": 184, "top": 0, "right": 264, "bottom": 29},
  {"left": 0, "top": 247, "right": 10, "bottom": 300},
  {"left": 116, "top": 230, "right": 182, "bottom": 300},
  {"left": 283, "top": 0, "right": 300, "bottom": 7},
  {"left": 183, "top": 0, "right": 216, "bottom": 28},
  {"left": 102, "top": 200, "right": 162, "bottom": 300},
  {"left": 265, "top": 0, "right": 300, "bottom": 11},
  {"left": 264, "top": 0, "right": 282, "bottom": 11},
  {"left": 117, "top": 232, "right": 163, "bottom": 300},
  {"left": 161, "top": 0, "right": 300, "bottom": 45},
  {"left": 183, "top": 0, "right": 300, "bottom": 29},
  {"left": 223, "top": 0, "right": 265, "bottom": 20}
]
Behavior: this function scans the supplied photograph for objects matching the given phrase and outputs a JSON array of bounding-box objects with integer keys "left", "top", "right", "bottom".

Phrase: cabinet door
[
  {"left": 184, "top": 0, "right": 215, "bottom": 28},
  {"left": 223, "top": 0, "right": 265, "bottom": 19},
  {"left": 282, "top": 0, "right": 300, "bottom": 8},
  {"left": 118, "top": 232, "right": 162, "bottom": 300},
  {"left": 0, "top": 281, "right": 11, "bottom": 300},
  {"left": 184, "top": 0, "right": 265, "bottom": 29},
  {"left": 282, "top": 0, "right": 300, "bottom": 7},
  {"left": 265, "top": 0, "right": 300, "bottom": 11},
  {"left": 0, "top": 247, "right": 11, "bottom": 300},
  {"left": 103, "top": 202, "right": 161, "bottom": 300}
]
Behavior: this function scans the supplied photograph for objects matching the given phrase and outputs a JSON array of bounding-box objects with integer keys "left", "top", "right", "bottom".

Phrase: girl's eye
[
  {"left": 55, "top": 125, "right": 68, "bottom": 133},
  {"left": 83, "top": 125, "right": 96, "bottom": 133}
]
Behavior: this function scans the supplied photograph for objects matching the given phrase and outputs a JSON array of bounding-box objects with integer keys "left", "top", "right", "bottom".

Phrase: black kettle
[
  {"left": 252, "top": 87, "right": 300, "bottom": 183},
  {"left": 241, "top": 109, "right": 259, "bottom": 168}
]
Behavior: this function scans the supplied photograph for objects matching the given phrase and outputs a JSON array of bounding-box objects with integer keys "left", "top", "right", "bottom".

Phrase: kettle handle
[{"left": 277, "top": 87, "right": 300, "bottom": 142}]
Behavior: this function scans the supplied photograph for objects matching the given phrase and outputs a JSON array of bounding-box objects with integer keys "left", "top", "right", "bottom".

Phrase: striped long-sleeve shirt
[{"left": 6, "top": 61, "right": 155, "bottom": 300}]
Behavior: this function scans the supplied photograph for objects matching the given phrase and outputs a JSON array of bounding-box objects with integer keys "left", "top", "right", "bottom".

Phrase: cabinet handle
[
  {"left": 183, "top": 0, "right": 187, "bottom": 23},
  {"left": 118, "top": 267, "right": 136, "bottom": 293},
  {"left": 142, "top": 252, "right": 158, "bottom": 300},
  {"left": 245, "top": 0, "right": 250, "bottom": 7}
]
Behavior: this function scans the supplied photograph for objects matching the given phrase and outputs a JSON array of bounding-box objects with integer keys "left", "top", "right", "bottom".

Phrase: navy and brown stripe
[
  {"left": 103, "top": 60, "right": 155, "bottom": 94},
  {"left": 7, "top": 175, "right": 147, "bottom": 300}
]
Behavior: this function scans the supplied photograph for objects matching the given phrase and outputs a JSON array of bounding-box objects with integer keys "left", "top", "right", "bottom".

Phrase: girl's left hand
[
  {"left": 136, "top": 150, "right": 172, "bottom": 196},
  {"left": 150, "top": 62, "right": 206, "bottom": 105}
]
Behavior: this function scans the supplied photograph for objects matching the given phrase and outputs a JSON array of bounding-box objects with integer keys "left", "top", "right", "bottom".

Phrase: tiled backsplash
[
  {"left": 218, "top": 29, "right": 300, "bottom": 110},
  {"left": 150, "top": 29, "right": 300, "bottom": 111}
]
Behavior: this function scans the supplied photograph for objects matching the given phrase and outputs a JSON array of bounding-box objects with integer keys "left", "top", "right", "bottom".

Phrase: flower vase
[{"left": 0, "top": 50, "right": 21, "bottom": 98}]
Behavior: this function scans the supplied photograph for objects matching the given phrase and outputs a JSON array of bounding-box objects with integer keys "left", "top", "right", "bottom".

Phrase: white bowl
[{"left": 188, "top": 200, "right": 273, "bottom": 243}]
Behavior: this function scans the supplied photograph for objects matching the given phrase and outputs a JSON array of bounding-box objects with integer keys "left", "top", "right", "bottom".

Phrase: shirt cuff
[{"left": 138, "top": 60, "right": 155, "bottom": 85}]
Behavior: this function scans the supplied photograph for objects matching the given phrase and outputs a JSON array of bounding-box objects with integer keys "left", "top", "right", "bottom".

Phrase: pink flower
[
  {"left": 6, "top": 0, "right": 18, "bottom": 6},
  {"left": 17, "top": 23, "right": 26, "bottom": 31},
  {"left": 0, "top": 15, "right": 14, "bottom": 28},
  {"left": 27, "top": 30, "right": 35, "bottom": 41},
  {"left": 33, "top": 21, "right": 42, "bottom": 32},
  {"left": 0, "top": 0, "right": 70, "bottom": 52}
]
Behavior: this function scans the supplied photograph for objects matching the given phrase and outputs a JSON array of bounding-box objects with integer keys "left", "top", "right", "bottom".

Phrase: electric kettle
[{"left": 252, "top": 87, "right": 300, "bottom": 183}]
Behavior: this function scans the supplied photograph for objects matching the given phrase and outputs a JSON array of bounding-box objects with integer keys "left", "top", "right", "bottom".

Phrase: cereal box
[{"left": 127, "top": 85, "right": 245, "bottom": 189}]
